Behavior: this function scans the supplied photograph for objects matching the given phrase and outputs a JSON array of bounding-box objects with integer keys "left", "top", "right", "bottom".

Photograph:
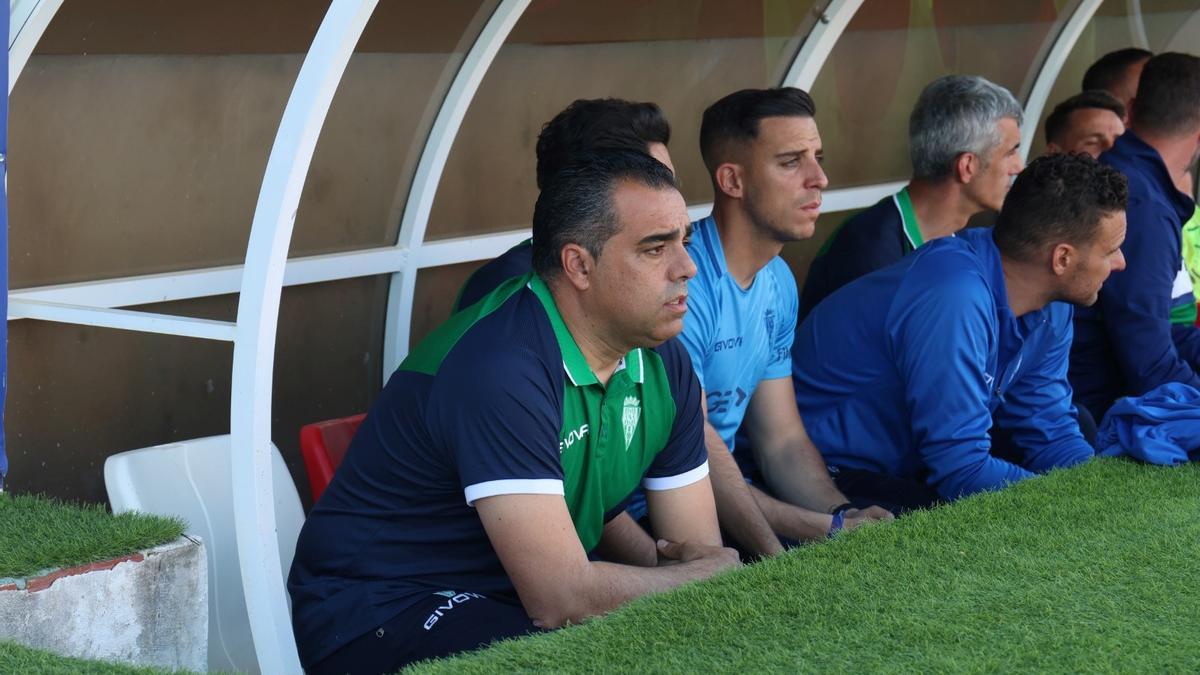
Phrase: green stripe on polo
[{"left": 403, "top": 272, "right": 681, "bottom": 551}]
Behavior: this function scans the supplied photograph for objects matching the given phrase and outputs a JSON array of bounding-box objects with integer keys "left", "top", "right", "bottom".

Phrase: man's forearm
[
  {"left": 704, "top": 426, "right": 784, "bottom": 558},
  {"left": 749, "top": 484, "right": 832, "bottom": 541},
  {"left": 535, "top": 551, "right": 735, "bottom": 629},
  {"left": 593, "top": 512, "right": 657, "bottom": 567},
  {"left": 755, "top": 432, "right": 848, "bottom": 513}
]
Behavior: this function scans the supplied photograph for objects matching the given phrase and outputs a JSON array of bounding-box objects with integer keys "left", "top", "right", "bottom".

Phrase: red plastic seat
[{"left": 299, "top": 413, "right": 366, "bottom": 502}]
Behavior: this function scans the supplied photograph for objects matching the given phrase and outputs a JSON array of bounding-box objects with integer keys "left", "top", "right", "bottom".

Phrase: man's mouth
[{"left": 665, "top": 294, "right": 688, "bottom": 313}]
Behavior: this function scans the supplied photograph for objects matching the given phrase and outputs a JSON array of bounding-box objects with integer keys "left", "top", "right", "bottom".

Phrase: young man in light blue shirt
[{"left": 672, "top": 88, "right": 892, "bottom": 558}]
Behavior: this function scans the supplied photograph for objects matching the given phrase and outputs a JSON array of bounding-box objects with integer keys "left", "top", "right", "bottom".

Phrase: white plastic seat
[{"left": 104, "top": 435, "right": 304, "bottom": 674}]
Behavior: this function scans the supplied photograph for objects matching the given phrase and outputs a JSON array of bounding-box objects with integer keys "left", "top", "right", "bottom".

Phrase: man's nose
[
  {"left": 811, "top": 163, "right": 830, "bottom": 190},
  {"left": 675, "top": 246, "right": 698, "bottom": 280}
]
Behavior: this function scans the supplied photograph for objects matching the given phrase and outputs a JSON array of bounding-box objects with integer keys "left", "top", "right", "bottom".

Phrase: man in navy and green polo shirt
[
  {"left": 799, "top": 75, "right": 1024, "bottom": 322},
  {"left": 289, "top": 150, "right": 737, "bottom": 673},
  {"left": 452, "top": 98, "right": 677, "bottom": 566}
]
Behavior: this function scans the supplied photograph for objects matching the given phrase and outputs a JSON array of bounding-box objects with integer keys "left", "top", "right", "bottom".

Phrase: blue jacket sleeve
[
  {"left": 1100, "top": 196, "right": 1200, "bottom": 393},
  {"left": 993, "top": 305, "right": 1094, "bottom": 472},
  {"left": 890, "top": 274, "right": 1034, "bottom": 499}
]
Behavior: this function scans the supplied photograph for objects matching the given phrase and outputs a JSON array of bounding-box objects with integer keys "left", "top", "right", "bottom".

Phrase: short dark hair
[
  {"left": 993, "top": 153, "right": 1127, "bottom": 263},
  {"left": 1044, "top": 90, "right": 1126, "bottom": 145},
  {"left": 532, "top": 149, "right": 678, "bottom": 279},
  {"left": 535, "top": 98, "right": 671, "bottom": 190},
  {"left": 699, "top": 87, "right": 816, "bottom": 172},
  {"left": 1131, "top": 52, "right": 1200, "bottom": 136},
  {"left": 1082, "top": 47, "right": 1152, "bottom": 93}
]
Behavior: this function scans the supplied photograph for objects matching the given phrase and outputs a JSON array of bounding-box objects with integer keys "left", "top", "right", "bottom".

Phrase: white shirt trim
[
  {"left": 464, "top": 478, "right": 565, "bottom": 506},
  {"left": 642, "top": 461, "right": 710, "bottom": 492},
  {"left": 1173, "top": 262, "right": 1193, "bottom": 300}
]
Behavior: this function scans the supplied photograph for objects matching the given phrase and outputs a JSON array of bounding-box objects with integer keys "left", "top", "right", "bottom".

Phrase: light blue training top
[{"left": 678, "top": 215, "right": 798, "bottom": 451}]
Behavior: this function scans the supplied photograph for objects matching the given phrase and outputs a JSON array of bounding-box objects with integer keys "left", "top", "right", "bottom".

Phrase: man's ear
[
  {"left": 1045, "top": 141, "right": 1064, "bottom": 155},
  {"left": 955, "top": 152, "right": 978, "bottom": 185},
  {"left": 714, "top": 163, "right": 744, "bottom": 199},
  {"left": 1051, "top": 242, "right": 1074, "bottom": 277},
  {"left": 560, "top": 243, "right": 594, "bottom": 291}
]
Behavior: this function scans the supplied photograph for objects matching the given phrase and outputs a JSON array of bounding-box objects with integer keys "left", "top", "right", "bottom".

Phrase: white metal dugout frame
[{"left": 1, "top": 0, "right": 1157, "bottom": 670}]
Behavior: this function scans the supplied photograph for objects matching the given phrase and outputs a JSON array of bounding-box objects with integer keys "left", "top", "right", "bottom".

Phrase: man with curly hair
[{"left": 792, "top": 154, "right": 1124, "bottom": 512}]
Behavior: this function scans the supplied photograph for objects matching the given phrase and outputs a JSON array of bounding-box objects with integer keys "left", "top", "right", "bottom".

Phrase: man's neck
[
  {"left": 1135, "top": 128, "right": 1197, "bottom": 186},
  {"left": 547, "top": 280, "right": 627, "bottom": 386},
  {"left": 999, "top": 255, "right": 1049, "bottom": 318},
  {"left": 907, "top": 178, "right": 979, "bottom": 242},
  {"left": 712, "top": 200, "right": 783, "bottom": 289}
]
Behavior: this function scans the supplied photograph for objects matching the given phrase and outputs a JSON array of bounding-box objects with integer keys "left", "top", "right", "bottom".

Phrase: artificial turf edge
[{"left": 0, "top": 492, "right": 185, "bottom": 580}]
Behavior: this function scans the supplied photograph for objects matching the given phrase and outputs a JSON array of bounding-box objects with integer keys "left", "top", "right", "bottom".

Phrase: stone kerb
[{"left": 0, "top": 535, "right": 207, "bottom": 671}]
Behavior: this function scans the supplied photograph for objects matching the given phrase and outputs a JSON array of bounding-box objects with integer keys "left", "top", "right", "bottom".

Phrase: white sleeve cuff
[
  {"left": 642, "top": 461, "right": 709, "bottom": 492},
  {"left": 464, "top": 478, "right": 565, "bottom": 506}
]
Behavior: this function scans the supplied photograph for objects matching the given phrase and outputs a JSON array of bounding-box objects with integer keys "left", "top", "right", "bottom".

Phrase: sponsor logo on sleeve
[{"left": 559, "top": 424, "right": 590, "bottom": 454}]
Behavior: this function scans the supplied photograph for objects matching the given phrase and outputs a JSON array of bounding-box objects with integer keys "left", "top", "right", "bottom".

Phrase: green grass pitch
[
  {"left": 2, "top": 459, "right": 1196, "bottom": 673},
  {"left": 415, "top": 458, "right": 1200, "bottom": 673}
]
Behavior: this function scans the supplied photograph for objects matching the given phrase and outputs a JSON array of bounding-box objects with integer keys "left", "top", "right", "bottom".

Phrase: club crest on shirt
[{"left": 622, "top": 396, "right": 640, "bottom": 450}]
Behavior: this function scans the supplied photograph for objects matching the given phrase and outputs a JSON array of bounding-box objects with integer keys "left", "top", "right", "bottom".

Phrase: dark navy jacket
[
  {"left": 793, "top": 228, "right": 1093, "bottom": 500},
  {"left": 1070, "top": 132, "right": 1200, "bottom": 419},
  {"left": 456, "top": 240, "right": 532, "bottom": 311},
  {"left": 799, "top": 189, "right": 917, "bottom": 323}
]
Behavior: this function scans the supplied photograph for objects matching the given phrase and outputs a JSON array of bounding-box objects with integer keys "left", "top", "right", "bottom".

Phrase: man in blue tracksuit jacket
[
  {"left": 1070, "top": 53, "right": 1200, "bottom": 420},
  {"left": 793, "top": 154, "right": 1126, "bottom": 512}
]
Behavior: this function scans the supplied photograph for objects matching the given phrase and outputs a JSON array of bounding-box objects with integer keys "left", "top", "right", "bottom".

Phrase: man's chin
[
  {"left": 775, "top": 221, "right": 817, "bottom": 243},
  {"left": 647, "top": 318, "right": 685, "bottom": 345}
]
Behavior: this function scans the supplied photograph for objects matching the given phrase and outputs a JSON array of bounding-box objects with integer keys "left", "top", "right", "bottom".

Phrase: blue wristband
[{"left": 827, "top": 510, "right": 845, "bottom": 537}]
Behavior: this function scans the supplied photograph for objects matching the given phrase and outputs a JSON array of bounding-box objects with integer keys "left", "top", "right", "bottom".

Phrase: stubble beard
[{"left": 743, "top": 189, "right": 813, "bottom": 244}]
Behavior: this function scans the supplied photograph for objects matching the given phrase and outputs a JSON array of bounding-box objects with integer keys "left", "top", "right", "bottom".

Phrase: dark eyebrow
[{"left": 639, "top": 224, "right": 690, "bottom": 247}]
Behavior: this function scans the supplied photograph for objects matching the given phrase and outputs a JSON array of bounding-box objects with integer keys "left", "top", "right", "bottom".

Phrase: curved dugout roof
[{"left": 7, "top": 0, "right": 1200, "bottom": 670}]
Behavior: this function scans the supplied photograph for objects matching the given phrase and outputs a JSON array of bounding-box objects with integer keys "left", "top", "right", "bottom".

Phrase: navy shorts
[{"left": 308, "top": 590, "right": 539, "bottom": 674}]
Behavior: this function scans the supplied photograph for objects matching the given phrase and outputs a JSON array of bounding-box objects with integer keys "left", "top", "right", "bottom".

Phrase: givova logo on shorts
[{"left": 424, "top": 590, "right": 486, "bottom": 630}]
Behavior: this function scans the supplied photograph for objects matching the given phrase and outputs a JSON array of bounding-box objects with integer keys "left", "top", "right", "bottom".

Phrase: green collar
[
  {"left": 527, "top": 275, "right": 644, "bottom": 386},
  {"left": 894, "top": 186, "right": 924, "bottom": 251}
]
